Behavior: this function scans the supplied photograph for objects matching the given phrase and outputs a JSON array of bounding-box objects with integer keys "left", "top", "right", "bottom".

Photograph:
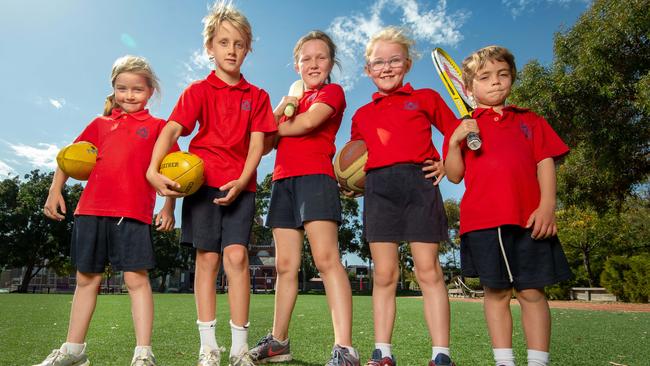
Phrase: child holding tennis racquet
[
  {"left": 444, "top": 45, "right": 572, "bottom": 366},
  {"left": 349, "top": 26, "right": 458, "bottom": 366}
]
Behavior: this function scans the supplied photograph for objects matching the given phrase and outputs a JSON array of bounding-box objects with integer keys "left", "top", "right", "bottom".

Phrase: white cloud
[
  {"left": 49, "top": 98, "right": 66, "bottom": 109},
  {"left": 502, "top": 0, "right": 590, "bottom": 18},
  {"left": 8, "top": 143, "right": 59, "bottom": 170},
  {"left": 179, "top": 49, "right": 213, "bottom": 88},
  {"left": 0, "top": 159, "right": 15, "bottom": 178},
  {"left": 328, "top": 0, "right": 468, "bottom": 91}
]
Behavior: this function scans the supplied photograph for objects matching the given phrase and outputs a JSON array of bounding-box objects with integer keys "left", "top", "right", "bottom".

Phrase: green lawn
[{"left": 1, "top": 294, "right": 647, "bottom": 365}]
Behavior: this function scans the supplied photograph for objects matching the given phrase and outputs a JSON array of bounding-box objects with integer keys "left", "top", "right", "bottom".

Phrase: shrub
[{"left": 601, "top": 254, "right": 650, "bottom": 303}]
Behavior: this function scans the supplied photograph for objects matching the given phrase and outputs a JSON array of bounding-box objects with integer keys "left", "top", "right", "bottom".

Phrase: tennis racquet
[{"left": 431, "top": 48, "right": 481, "bottom": 150}]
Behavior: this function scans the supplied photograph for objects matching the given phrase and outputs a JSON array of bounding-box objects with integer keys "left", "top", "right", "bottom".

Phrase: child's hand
[
  {"left": 339, "top": 184, "right": 362, "bottom": 198},
  {"left": 526, "top": 203, "right": 557, "bottom": 239},
  {"left": 215, "top": 179, "right": 245, "bottom": 206},
  {"left": 146, "top": 169, "right": 184, "bottom": 198},
  {"left": 154, "top": 207, "right": 175, "bottom": 232},
  {"left": 43, "top": 190, "right": 66, "bottom": 221},
  {"left": 273, "top": 96, "right": 299, "bottom": 120},
  {"left": 422, "top": 159, "right": 445, "bottom": 185},
  {"left": 450, "top": 119, "right": 479, "bottom": 147}
]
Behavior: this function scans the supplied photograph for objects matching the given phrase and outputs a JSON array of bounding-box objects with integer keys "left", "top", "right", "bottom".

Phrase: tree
[
  {"left": 0, "top": 171, "right": 82, "bottom": 292},
  {"left": 150, "top": 227, "right": 192, "bottom": 293},
  {"left": 509, "top": 0, "right": 650, "bottom": 213}
]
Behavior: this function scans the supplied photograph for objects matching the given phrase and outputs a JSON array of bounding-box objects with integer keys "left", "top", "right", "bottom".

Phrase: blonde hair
[
  {"left": 365, "top": 26, "right": 418, "bottom": 64},
  {"left": 462, "top": 45, "right": 517, "bottom": 89},
  {"left": 293, "top": 30, "right": 340, "bottom": 84},
  {"left": 203, "top": 1, "right": 252, "bottom": 52},
  {"left": 103, "top": 55, "right": 160, "bottom": 116}
]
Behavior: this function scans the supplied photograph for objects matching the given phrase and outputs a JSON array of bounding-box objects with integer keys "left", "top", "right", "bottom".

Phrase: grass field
[{"left": 1, "top": 294, "right": 648, "bottom": 365}]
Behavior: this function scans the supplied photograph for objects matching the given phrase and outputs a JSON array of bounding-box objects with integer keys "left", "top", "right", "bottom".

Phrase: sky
[{"left": 0, "top": 0, "right": 591, "bottom": 262}]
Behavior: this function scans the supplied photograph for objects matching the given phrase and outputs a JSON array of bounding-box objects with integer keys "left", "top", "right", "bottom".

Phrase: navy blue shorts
[
  {"left": 266, "top": 174, "right": 342, "bottom": 229},
  {"left": 363, "top": 164, "right": 448, "bottom": 243},
  {"left": 71, "top": 215, "right": 155, "bottom": 273},
  {"left": 181, "top": 185, "right": 255, "bottom": 252},
  {"left": 460, "top": 225, "right": 573, "bottom": 290}
]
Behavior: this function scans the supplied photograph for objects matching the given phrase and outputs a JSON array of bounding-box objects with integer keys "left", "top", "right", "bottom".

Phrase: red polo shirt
[
  {"left": 169, "top": 72, "right": 277, "bottom": 191},
  {"left": 443, "top": 106, "right": 569, "bottom": 234},
  {"left": 350, "top": 83, "right": 457, "bottom": 171},
  {"left": 273, "top": 83, "right": 345, "bottom": 180},
  {"left": 74, "top": 109, "right": 178, "bottom": 224}
]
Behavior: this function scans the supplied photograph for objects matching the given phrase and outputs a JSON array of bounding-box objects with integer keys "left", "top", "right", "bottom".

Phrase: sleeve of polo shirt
[
  {"left": 531, "top": 114, "right": 570, "bottom": 163},
  {"left": 168, "top": 84, "right": 202, "bottom": 136},
  {"left": 251, "top": 90, "right": 278, "bottom": 133},
  {"left": 442, "top": 118, "right": 463, "bottom": 160},
  {"left": 74, "top": 119, "right": 100, "bottom": 146},
  {"left": 313, "top": 84, "right": 346, "bottom": 117},
  {"left": 424, "top": 89, "right": 459, "bottom": 135},
  {"left": 350, "top": 112, "right": 363, "bottom": 141}
]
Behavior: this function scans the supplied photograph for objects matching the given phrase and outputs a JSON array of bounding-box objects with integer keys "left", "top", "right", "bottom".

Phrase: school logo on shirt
[
  {"left": 404, "top": 100, "right": 419, "bottom": 111},
  {"left": 136, "top": 126, "right": 149, "bottom": 139},
  {"left": 307, "top": 93, "right": 317, "bottom": 102},
  {"left": 519, "top": 121, "right": 532, "bottom": 139},
  {"left": 241, "top": 100, "right": 251, "bottom": 111}
]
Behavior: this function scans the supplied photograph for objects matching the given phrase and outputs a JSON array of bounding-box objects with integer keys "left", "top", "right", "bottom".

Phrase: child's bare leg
[
  {"left": 194, "top": 249, "right": 221, "bottom": 322},
  {"left": 124, "top": 270, "right": 154, "bottom": 346},
  {"left": 270, "top": 228, "right": 303, "bottom": 341},
  {"left": 516, "top": 288, "right": 551, "bottom": 351},
  {"left": 369, "top": 242, "right": 399, "bottom": 343},
  {"left": 411, "top": 243, "right": 450, "bottom": 347},
  {"left": 484, "top": 287, "right": 513, "bottom": 348},
  {"left": 305, "top": 220, "right": 353, "bottom": 346},
  {"left": 222, "top": 244, "right": 251, "bottom": 327},
  {"left": 66, "top": 271, "right": 102, "bottom": 343}
]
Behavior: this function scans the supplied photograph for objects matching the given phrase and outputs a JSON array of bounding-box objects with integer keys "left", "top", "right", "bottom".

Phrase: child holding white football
[
  {"left": 37, "top": 55, "right": 177, "bottom": 366},
  {"left": 348, "top": 27, "right": 458, "bottom": 366},
  {"left": 145, "top": 3, "right": 277, "bottom": 366},
  {"left": 248, "top": 30, "right": 359, "bottom": 366}
]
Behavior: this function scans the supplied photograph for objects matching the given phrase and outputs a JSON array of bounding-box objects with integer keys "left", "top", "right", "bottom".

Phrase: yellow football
[
  {"left": 56, "top": 141, "right": 98, "bottom": 180},
  {"left": 159, "top": 151, "right": 204, "bottom": 195}
]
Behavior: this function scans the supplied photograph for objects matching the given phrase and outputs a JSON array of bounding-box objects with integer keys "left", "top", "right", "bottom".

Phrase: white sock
[
  {"left": 230, "top": 319, "right": 249, "bottom": 357},
  {"left": 197, "top": 319, "right": 218, "bottom": 352},
  {"left": 493, "top": 348, "right": 515, "bottom": 366},
  {"left": 432, "top": 346, "right": 450, "bottom": 359},
  {"left": 527, "top": 349, "right": 549, "bottom": 366},
  {"left": 375, "top": 343, "right": 392, "bottom": 358},
  {"left": 61, "top": 342, "right": 85, "bottom": 356},
  {"left": 133, "top": 346, "right": 153, "bottom": 358}
]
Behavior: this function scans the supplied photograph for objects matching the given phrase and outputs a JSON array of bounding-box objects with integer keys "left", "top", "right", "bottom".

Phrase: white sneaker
[
  {"left": 131, "top": 347, "right": 157, "bottom": 366},
  {"left": 197, "top": 347, "right": 225, "bottom": 366},
  {"left": 33, "top": 344, "right": 89, "bottom": 366},
  {"left": 229, "top": 350, "right": 255, "bottom": 366}
]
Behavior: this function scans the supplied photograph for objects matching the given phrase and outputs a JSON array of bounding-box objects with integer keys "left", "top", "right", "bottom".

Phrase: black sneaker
[
  {"left": 365, "top": 349, "right": 396, "bottom": 366},
  {"left": 429, "top": 353, "right": 455, "bottom": 366},
  {"left": 248, "top": 333, "right": 292, "bottom": 363}
]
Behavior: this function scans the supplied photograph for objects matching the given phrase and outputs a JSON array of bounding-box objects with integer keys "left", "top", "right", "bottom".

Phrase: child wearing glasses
[{"left": 347, "top": 27, "right": 458, "bottom": 366}]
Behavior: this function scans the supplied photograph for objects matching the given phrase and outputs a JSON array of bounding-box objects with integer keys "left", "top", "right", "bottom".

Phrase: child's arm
[
  {"left": 43, "top": 168, "right": 69, "bottom": 221},
  {"left": 154, "top": 197, "right": 176, "bottom": 232},
  {"left": 445, "top": 119, "right": 479, "bottom": 183},
  {"left": 276, "top": 103, "right": 335, "bottom": 137},
  {"left": 146, "top": 121, "right": 184, "bottom": 197},
  {"left": 526, "top": 157, "right": 557, "bottom": 239},
  {"left": 214, "top": 131, "right": 265, "bottom": 206}
]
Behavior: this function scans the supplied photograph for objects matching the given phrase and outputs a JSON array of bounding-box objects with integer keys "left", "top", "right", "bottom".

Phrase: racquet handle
[
  {"left": 284, "top": 103, "right": 297, "bottom": 117},
  {"left": 467, "top": 132, "right": 481, "bottom": 150},
  {"left": 461, "top": 115, "right": 481, "bottom": 150}
]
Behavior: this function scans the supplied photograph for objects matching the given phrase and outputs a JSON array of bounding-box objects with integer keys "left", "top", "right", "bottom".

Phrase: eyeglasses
[{"left": 368, "top": 57, "right": 406, "bottom": 71}]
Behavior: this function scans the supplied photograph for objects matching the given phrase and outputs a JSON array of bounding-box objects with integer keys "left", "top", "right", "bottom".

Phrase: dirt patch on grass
[{"left": 449, "top": 297, "right": 650, "bottom": 313}]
